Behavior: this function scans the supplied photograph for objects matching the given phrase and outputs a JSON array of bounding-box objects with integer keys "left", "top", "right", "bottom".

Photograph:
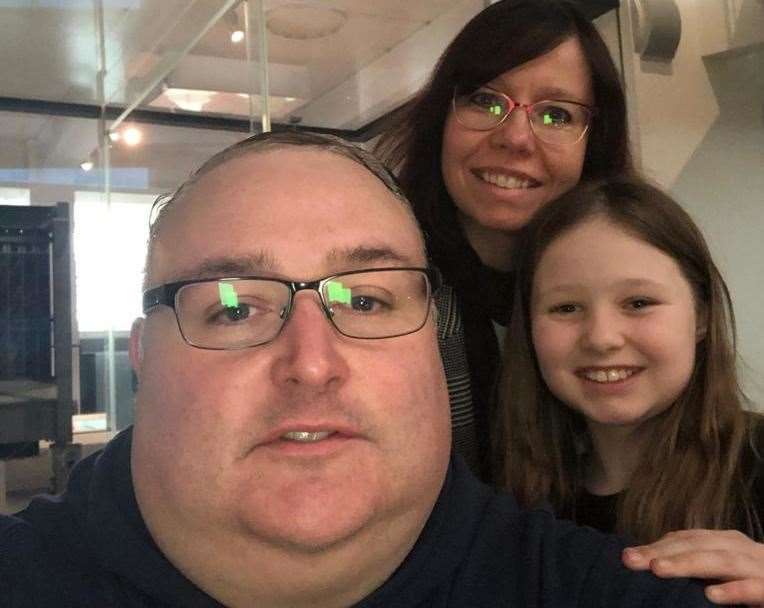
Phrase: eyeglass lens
[
  {"left": 454, "top": 87, "right": 591, "bottom": 144},
  {"left": 173, "top": 269, "right": 431, "bottom": 349}
]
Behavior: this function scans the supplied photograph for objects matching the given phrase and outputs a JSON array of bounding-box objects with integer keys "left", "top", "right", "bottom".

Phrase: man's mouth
[
  {"left": 578, "top": 368, "right": 640, "bottom": 384},
  {"left": 477, "top": 171, "right": 539, "bottom": 190},
  {"left": 280, "top": 431, "right": 334, "bottom": 443}
]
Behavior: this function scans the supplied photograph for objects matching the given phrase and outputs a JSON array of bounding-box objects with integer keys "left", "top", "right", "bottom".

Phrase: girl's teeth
[{"left": 584, "top": 369, "right": 635, "bottom": 383}]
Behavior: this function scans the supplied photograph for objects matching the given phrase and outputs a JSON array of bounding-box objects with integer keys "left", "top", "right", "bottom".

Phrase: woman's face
[{"left": 441, "top": 37, "right": 593, "bottom": 237}]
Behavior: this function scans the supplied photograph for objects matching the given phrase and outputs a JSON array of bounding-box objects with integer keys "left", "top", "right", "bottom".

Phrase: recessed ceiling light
[
  {"left": 122, "top": 127, "right": 143, "bottom": 147},
  {"left": 165, "top": 88, "right": 216, "bottom": 112},
  {"left": 230, "top": 29, "right": 245, "bottom": 43}
]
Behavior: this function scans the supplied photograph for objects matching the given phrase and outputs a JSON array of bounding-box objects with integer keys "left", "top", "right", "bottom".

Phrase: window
[
  {"left": 73, "top": 191, "right": 155, "bottom": 333},
  {"left": 0, "top": 187, "right": 30, "bottom": 206}
]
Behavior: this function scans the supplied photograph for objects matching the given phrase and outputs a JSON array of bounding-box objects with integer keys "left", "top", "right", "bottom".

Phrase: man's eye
[
  {"left": 208, "top": 303, "right": 254, "bottom": 324},
  {"left": 350, "top": 295, "right": 386, "bottom": 313}
]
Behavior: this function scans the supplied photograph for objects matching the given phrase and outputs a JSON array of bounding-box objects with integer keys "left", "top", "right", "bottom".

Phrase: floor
[{"left": 1, "top": 428, "right": 111, "bottom": 515}]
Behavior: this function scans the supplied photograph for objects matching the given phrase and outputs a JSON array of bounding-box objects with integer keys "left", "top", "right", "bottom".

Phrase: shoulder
[
  {"left": 0, "top": 512, "right": 48, "bottom": 566},
  {"left": 0, "top": 514, "right": 48, "bottom": 605},
  {"left": 449, "top": 494, "right": 713, "bottom": 607},
  {"left": 0, "top": 505, "right": 123, "bottom": 607}
]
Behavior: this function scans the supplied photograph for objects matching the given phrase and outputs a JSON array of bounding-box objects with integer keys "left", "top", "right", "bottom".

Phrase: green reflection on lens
[
  {"left": 327, "top": 280, "right": 351, "bottom": 305},
  {"left": 218, "top": 282, "right": 239, "bottom": 307}
]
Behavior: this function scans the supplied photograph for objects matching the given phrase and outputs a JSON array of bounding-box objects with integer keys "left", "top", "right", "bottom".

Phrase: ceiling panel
[{"left": 0, "top": 0, "right": 620, "bottom": 189}]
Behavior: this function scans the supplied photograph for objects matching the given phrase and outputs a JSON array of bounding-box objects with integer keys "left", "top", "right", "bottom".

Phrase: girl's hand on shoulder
[{"left": 622, "top": 529, "right": 764, "bottom": 607}]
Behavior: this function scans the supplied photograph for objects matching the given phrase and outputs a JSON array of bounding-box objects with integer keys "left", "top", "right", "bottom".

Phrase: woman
[
  {"left": 375, "top": 0, "right": 632, "bottom": 480},
  {"left": 497, "top": 177, "right": 764, "bottom": 606}
]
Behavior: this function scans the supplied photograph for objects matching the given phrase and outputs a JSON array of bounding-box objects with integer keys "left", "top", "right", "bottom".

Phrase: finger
[
  {"left": 622, "top": 547, "right": 651, "bottom": 570},
  {"left": 705, "top": 578, "right": 764, "bottom": 606},
  {"left": 629, "top": 530, "right": 754, "bottom": 562},
  {"left": 649, "top": 549, "right": 762, "bottom": 581}
]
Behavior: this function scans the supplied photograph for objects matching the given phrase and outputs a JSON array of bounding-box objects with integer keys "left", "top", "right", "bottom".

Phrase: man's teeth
[
  {"left": 583, "top": 369, "right": 636, "bottom": 383},
  {"left": 480, "top": 172, "right": 535, "bottom": 189},
  {"left": 281, "top": 431, "right": 333, "bottom": 442}
]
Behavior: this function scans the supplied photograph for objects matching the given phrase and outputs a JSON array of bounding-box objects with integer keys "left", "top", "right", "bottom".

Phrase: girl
[{"left": 497, "top": 177, "right": 763, "bottom": 605}]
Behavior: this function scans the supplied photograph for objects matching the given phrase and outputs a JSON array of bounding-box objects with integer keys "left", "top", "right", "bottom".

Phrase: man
[{"left": 0, "top": 132, "right": 713, "bottom": 607}]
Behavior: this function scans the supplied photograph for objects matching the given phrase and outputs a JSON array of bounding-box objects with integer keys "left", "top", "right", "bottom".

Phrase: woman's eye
[
  {"left": 539, "top": 105, "right": 573, "bottom": 126},
  {"left": 470, "top": 91, "right": 505, "bottom": 112}
]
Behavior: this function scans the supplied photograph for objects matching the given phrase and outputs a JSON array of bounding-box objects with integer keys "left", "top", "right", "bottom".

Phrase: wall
[{"left": 618, "top": 0, "right": 764, "bottom": 409}]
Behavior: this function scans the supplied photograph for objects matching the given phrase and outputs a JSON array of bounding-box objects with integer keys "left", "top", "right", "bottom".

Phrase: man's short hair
[{"left": 148, "top": 131, "right": 410, "bottom": 244}]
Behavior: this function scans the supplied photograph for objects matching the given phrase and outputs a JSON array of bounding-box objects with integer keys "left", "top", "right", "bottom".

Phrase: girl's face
[
  {"left": 440, "top": 36, "right": 593, "bottom": 239},
  {"left": 531, "top": 217, "right": 701, "bottom": 432}
]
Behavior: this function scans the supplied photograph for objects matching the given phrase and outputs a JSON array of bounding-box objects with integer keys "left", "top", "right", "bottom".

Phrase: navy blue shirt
[{"left": 0, "top": 429, "right": 714, "bottom": 607}]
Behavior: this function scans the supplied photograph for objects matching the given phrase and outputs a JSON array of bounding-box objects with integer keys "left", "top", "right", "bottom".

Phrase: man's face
[{"left": 130, "top": 148, "right": 450, "bottom": 556}]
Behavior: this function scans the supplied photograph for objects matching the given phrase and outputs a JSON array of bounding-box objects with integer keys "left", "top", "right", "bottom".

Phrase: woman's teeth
[
  {"left": 480, "top": 172, "right": 535, "bottom": 189},
  {"left": 281, "top": 431, "right": 333, "bottom": 442},
  {"left": 583, "top": 368, "right": 637, "bottom": 383}
]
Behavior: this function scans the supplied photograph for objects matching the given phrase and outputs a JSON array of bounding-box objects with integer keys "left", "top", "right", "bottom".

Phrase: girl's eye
[
  {"left": 627, "top": 298, "right": 654, "bottom": 310},
  {"left": 550, "top": 303, "right": 579, "bottom": 314}
]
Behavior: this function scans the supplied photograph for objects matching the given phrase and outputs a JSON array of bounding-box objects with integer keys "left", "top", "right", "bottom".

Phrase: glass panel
[
  {"left": 623, "top": 0, "right": 764, "bottom": 408},
  {"left": 101, "top": 0, "right": 237, "bottom": 108},
  {"left": 0, "top": 2, "right": 99, "bottom": 104},
  {"left": 266, "top": 0, "right": 485, "bottom": 130}
]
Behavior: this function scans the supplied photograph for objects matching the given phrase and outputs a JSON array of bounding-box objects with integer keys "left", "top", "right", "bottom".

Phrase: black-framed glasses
[
  {"left": 143, "top": 267, "right": 441, "bottom": 350},
  {"left": 452, "top": 85, "right": 596, "bottom": 145}
]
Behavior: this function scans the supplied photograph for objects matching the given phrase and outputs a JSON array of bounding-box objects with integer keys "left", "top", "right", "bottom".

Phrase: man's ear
[{"left": 129, "top": 318, "right": 145, "bottom": 378}]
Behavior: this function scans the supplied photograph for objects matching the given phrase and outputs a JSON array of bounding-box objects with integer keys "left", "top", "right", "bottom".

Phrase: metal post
[
  {"left": 246, "top": 0, "right": 271, "bottom": 133},
  {"left": 51, "top": 203, "right": 78, "bottom": 492}
]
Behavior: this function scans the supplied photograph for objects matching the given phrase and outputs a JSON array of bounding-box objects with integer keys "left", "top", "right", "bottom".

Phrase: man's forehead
[
  {"left": 148, "top": 147, "right": 426, "bottom": 285},
  {"left": 159, "top": 245, "right": 420, "bottom": 284}
]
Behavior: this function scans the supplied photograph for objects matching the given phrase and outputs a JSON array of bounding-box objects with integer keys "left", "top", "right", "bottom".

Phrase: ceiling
[{"left": 0, "top": 0, "right": 618, "bottom": 192}]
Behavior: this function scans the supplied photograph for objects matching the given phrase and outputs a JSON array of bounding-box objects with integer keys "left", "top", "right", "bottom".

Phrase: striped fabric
[{"left": 435, "top": 284, "right": 480, "bottom": 473}]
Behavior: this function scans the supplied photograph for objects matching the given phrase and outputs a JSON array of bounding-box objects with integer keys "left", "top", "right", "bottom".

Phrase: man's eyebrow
[
  {"left": 325, "top": 245, "right": 417, "bottom": 267},
  {"left": 170, "top": 252, "right": 279, "bottom": 282}
]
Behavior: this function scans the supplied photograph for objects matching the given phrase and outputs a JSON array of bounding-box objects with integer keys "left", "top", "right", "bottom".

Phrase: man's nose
[{"left": 270, "top": 292, "right": 349, "bottom": 390}]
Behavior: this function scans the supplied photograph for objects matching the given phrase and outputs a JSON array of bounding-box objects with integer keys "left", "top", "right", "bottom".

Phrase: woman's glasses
[{"left": 452, "top": 85, "right": 596, "bottom": 146}]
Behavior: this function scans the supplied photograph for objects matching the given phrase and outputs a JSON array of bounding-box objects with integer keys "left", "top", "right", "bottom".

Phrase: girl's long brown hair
[{"left": 495, "top": 178, "right": 762, "bottom": 543}]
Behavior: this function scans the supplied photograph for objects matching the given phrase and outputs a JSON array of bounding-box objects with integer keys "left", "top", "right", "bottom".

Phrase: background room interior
[{"left": 1, "top": 0, "right": 762, "bottom": 513}]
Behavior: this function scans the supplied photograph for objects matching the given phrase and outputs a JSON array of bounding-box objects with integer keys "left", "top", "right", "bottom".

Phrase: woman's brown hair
[
  {"left": 374, "top": 0, "right": 632, "bottom": 263},
  {"left": 496, "top": 177, "right": 762, "bottom": 542}
]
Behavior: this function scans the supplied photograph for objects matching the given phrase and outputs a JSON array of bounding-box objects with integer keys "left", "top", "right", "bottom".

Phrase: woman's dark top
[{"left": 432, "top": 238, "right": 513, "bottom": 483}]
